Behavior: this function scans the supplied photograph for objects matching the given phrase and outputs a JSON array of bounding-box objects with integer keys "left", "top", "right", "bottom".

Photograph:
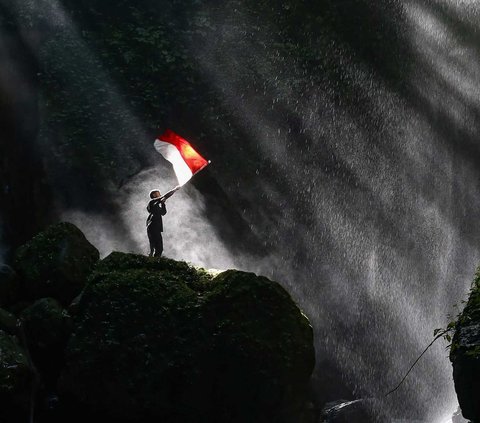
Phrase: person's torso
[{"left": 147, "top": 200, "right": 165, "bottom": 229}]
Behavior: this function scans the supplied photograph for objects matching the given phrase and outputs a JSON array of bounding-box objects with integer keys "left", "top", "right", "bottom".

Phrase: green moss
[
  {"left": 60, "top": 252, "right": 315, "bottom": 422},
  {"left": 461, "top": 268, "right": 480, "bottom": 322},
  {"left": 61, "top": 265, "right": 202, "bottom": 420},
  {"left": 449, "top": 267, "right": 480, "bottom": 422},
  {"left": 13, "top": 222, "right": 100, "bottom": 305},
  {"left": 449, "top": 268, "right": 480, "bottom": 358},
  {"left": 93, "top": 252, "right": 216, "bottom": 294},
  {"left": 94, "top": 252, "right": 200, "bottom": 282},
  {"left": 203, "top": 270, "right": 315, "bottom": 419}
]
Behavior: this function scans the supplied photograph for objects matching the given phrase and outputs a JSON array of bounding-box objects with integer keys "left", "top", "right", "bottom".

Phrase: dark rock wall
[
  {"left": 0, "top": 4, "right": 52, "bottom": 253},
  {"left": 451, "top": 271, "right": 480, "bottom": 422}
]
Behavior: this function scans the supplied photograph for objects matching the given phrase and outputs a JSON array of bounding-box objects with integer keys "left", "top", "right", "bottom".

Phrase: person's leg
[
  {"left": 147, "top": 226, "right": 155, "bottom": 257},
  {"left": 153, "top": 233, "right": 163, "bottom": 257}
]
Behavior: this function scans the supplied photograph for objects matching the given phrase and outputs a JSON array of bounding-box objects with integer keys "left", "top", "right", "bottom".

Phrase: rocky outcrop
[
  {"left": 59, "top": 252, "right": 315, "bottom": 423},
  {"left": 13, "top": 222, "right": 99, "bottom": 305},
  {"left": 450, "top": 271, "right": 480, "bottom": 422},
  {"left": 0, "top": 223, "right": 315, "bottom": 423}
]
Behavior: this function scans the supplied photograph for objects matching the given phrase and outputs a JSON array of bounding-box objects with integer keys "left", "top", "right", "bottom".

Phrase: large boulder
[
  {"left": 0, "top": 329, "right": 32, "bottom": 421},
  {"left": 20, "top": 298, "right": 71, "bottom": 389},
  {"left": 59, "top": 252, "right": 315, "bottom": 423},
  {"left": 203, "top": 269, "right": 315, "bottom": 422},
  {"left": 59, "top": 256, "right": 202, "bottom": 422},
  {"left": 450, "top": 271, "right": 480, "bottom": 422},
  {"left": 13, "top": 222, "right": 100, "bottom": 305}
]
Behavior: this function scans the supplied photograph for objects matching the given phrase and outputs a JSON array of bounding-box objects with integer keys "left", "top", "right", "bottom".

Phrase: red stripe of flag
[{"left": 159, "top": 129, "right": 208, "bottom": 175}]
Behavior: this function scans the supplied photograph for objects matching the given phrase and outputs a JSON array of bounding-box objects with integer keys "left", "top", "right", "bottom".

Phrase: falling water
[{"left": 185, "top": 1, "right": 480, "bottom": 421}]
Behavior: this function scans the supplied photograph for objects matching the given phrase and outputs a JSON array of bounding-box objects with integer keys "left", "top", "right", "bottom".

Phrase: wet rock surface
[{"left": 450, "top": 271, "right": 480, "bottom": 423}]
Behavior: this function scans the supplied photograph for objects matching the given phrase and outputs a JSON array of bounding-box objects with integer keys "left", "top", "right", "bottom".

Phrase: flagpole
[{"left": 159, "top": 160, "right": 211, "bottom": 202}]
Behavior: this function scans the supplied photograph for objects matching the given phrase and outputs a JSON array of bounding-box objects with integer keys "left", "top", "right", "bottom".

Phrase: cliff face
[
  {"left": 450, "top": 271, "right": 480, "bottom": 423},
  {"left": 0, "top": 222, "right": 315, "bottom": 423},
  {"left": 0, "top": 5, "right": 52, "bottom": 252}
]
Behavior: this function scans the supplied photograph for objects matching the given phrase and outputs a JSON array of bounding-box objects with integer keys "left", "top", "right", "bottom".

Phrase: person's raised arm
[{"left": 159, "top": 187, "right": 178, "bottom": 202}]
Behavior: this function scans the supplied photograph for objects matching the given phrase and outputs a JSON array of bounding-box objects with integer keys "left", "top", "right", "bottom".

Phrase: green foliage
[
  {"left": 449, "top": 269, "right": 480, "bottom": 422},
  {"left": 433, "top": 320, "right": 456, "bottom": 345},
  {"left": 32, "top": 0, "right": 347, "bottom": 195},
  {"left": 465, "top": 345, "right": 480, "bottom": 358},
  {"left": 444, "top": 267, "right": 480, "bottom": 359}
]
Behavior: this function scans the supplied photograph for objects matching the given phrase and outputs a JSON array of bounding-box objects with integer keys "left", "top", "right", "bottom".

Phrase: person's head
[{"left": 149, "top": 189, "right": 161, "bottom": 199}]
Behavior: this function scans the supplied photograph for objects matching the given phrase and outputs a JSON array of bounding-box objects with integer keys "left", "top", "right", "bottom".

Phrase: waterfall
[
  {"left": 186, "top": 1, "right": 480, "bottom": 420},
  {"left": 1, "top": 0, "right": 479, "bottom": 421}
]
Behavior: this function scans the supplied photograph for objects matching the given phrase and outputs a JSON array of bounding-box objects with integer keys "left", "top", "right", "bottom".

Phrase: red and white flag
[{"left": 154, "top": 129, "right": 209, "bottom": 186}]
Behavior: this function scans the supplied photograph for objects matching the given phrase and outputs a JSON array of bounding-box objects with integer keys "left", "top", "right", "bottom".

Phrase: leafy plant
[{"left": 435, "top": 267, "right": 480, "bottom": 357}]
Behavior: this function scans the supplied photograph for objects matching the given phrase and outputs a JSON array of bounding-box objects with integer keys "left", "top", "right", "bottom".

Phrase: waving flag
[{"left": 154, "top": 129, "right": 209, "bottom": 186}]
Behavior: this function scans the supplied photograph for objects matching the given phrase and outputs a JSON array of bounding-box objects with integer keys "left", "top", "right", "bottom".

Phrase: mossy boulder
[
  {"left": 60, "top": 256, "right": 203, "bottom": 421},
  {"left": 0, "top": 264, "right": 20, "bottom": 307},
  {"left": 20, "top": 298, "right": 71, "bottom": 389},
  {"left": 0, "top": 329, "right": 31, "bottom": 421},
  {"left": 203, "top": 270, "right": 315, "bottom": 422},
  {"left": 59, "top": 252, "right": 315, "bottom": 423},
  {"left": 13, "top": 222, "right": 100, "bottom": 305},
  {"left": 450, "top": 270, "right": 480, "bottom": 422}
]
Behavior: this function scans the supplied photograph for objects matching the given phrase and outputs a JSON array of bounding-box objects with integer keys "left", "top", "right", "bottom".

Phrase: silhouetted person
[{"left": 146, "top": 189, "right": 166, "bottom": 257}]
